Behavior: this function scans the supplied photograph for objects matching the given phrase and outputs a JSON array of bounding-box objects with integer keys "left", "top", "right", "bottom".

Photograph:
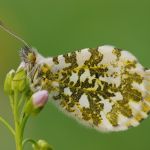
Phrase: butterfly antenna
[{"left": 0, "top": 20, "right": 30, "bottom": 48}]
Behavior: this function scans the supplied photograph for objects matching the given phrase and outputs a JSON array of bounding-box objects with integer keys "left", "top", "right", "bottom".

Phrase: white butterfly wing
[{"left": 23, "top": 45, "right": 150, "bottom": 132}]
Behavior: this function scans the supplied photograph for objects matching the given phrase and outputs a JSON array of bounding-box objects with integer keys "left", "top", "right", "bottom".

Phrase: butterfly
[
  {"left": 20, "top": 45, "right": 150, "bottom": 132},
  {"left": 1, "top": 21, "right": 150, "bottom": 132}
]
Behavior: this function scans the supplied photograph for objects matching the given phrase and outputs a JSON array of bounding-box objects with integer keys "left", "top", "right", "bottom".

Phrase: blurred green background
[{"left": 0, "top": 0, "right": 150, "bottom": 150}]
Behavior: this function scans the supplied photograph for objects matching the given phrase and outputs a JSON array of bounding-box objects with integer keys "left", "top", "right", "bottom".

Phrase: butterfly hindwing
[{"left": 22, "top": 45, "right": 150, "bottom": 132}]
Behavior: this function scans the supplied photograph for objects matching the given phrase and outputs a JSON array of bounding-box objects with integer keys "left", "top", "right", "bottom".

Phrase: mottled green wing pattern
[{"left": 22, "top": 45, "right": 150, "bottom": 132}]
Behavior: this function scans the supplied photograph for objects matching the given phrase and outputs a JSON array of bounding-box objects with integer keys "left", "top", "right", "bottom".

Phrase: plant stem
[
  {"left": 22, "top": 138, "right": 36, "bottom": 149},
  {"left": 20, "top": 114, "right": 29, "bottom": 139},
  {"left": 9, "top": 95, "right": 14, "bottom": 111},
  {"left": 14, "top": 92, "right": 22, "bottom": 150},
  {"left": 18, "top": 93, "right": 26, "bottom": 108},
  {"left": 0, "top": 116, "right": 15, "bottom": 136}
]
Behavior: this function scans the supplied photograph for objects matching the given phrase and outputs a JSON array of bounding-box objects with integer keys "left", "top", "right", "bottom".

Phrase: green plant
[{"left": 2, "top": 66, "right": 53, "bottom": 150}]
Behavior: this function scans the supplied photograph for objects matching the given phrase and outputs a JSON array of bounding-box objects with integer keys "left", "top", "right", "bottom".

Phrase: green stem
[
  {"left": 22, "top": 138, "right": 36, "bottom": 149},
  {"left": 9, "top": 95, "right": 14, "bottom": 111},
  {"left": 20, "top": 114, "right": 29, "bottom": 139},
  {"left": 0, "top": 116, "right": 15, "bottom": 136},
  {"left": 14, "top": 91, "right": 22, "bottom": 150},
  {"left": 18, "top": 93, "right": 26, "bottom": 108}
]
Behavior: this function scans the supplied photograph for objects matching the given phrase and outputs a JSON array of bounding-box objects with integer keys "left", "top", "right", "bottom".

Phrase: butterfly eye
[
  {"left": 20, "top": 47, "right": 37, "bottom": 66},
  {"left": 27, "top": 52, "right": 36, "bottom": 64}
]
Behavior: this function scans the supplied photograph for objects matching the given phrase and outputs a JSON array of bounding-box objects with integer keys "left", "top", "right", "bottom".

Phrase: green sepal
[{"left": 24, "top": 98, "right": 43, "bottom": 116}]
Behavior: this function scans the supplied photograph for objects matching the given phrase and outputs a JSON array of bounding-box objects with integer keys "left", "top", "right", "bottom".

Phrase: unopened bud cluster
[
  {"left": 4, "top": 67, "right": 29, "bottom": 94},
  {"left": 3, "top": 60, "right": 52, "bottom": 149},
  {"left": 4, "top": 66, "right": 49, "bottom": 115}
]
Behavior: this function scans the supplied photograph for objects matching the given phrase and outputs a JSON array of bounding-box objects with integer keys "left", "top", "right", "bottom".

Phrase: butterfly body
[{"left": 21, "top": 45, "right": 150, "bottom": 132}]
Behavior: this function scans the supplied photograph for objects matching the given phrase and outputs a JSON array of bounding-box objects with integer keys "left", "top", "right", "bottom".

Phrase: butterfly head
[
  {"left": 20, "top": 46, "right": 37, "bottom": 65},
  {"left": 20, "top": 46, "right": 55, "bottom": 92}
]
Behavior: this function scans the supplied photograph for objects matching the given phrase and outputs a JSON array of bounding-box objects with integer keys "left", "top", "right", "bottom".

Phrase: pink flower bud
[{"left": 32, "top": 90, "right": 49, "bottom": 108}]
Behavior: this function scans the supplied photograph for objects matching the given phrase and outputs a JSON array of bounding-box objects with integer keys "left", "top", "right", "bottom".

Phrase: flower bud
[
  {"left": 11, "top": 67, "right": 29, "bottom": 93},
  {"left": 4, "top": 69, "right": 15, "bottom": 94},
  {"left": 24, "top": 90, "right": 49, "bottom": 115},
  {"left": 32, "top": 140, "right": 53, "bottom": 150},
  {"left": 32, "top": 90, "right": 49, "bottom": 108}
]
